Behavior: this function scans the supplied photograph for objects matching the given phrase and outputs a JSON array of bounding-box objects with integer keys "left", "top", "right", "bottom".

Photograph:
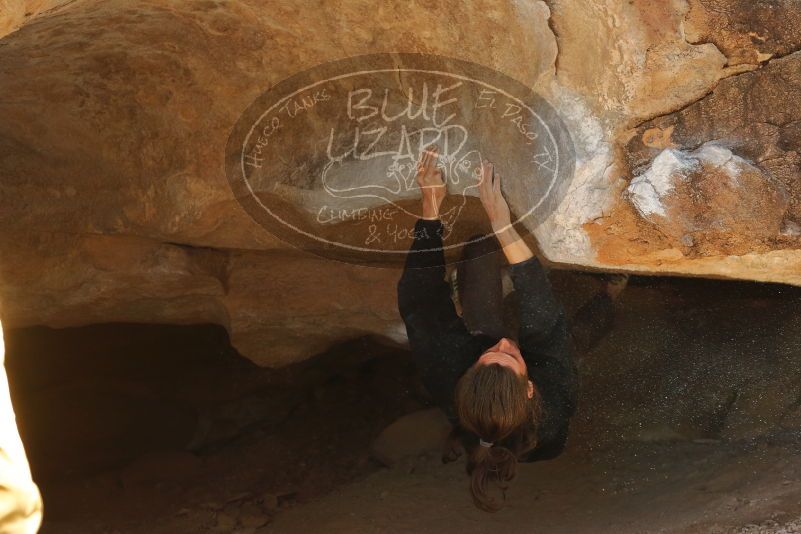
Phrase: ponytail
[
  {"left": 466, "top": 442, "right": 518, "bottom": 512},
  {"left": 455, "top": 363, "right": 541, "bottom": 512}
]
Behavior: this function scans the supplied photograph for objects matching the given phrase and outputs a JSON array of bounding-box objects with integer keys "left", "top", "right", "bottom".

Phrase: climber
[{"left": 397, "top": 145, "right": 625, "bottom": 512}]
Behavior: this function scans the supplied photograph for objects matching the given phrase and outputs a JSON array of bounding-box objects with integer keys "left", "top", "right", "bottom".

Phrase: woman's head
[
  {"left": 475, "top": 338, "right": 533, "bottom": 395},
  {"left": 454, "top": 338, "right": 540, "bottom": 512}
]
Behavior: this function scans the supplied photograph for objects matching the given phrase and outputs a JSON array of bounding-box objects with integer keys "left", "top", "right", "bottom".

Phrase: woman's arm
[
  {"left": 397, "top": 218, "right": 458, "bottom": 321},
  {"left": 418, "top": 145, "right": 446, "bottom": 221},
  {"left": 476, "top": 161, "right": 564, "bottom": 347},
  {"left": 476, "top": 161, "right": 533, "bottom": 265},
  {"left": 478, "top": 161, "right": 577, "bottom": 440},
  {"left": 397, "top": 145, "right": 467, "bottom": 331},
  {"left": 397, "top": 147, "right": 474, "bottom": 418}
]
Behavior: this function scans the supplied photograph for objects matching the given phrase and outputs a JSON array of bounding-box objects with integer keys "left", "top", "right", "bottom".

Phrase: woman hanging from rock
[{"left": 397, "top": 145, "right": 626, "bottom": 512}]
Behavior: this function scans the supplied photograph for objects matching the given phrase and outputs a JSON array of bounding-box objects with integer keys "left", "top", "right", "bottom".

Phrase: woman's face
[{"left": 476, "top": 337, "right": 527, "bottom": 376}]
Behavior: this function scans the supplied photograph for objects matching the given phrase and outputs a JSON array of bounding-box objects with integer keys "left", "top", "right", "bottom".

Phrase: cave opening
[
  {"left": 5, "top": 274, "right": 801, "bottom": 533},
  {"left": 5, "top": 325, "right": 422, "bottom": 533}
]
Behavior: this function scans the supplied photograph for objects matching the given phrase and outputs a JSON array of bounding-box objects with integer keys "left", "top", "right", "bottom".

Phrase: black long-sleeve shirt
[{"left": 397, "top": 219, "right": 578, "bottom": 461}]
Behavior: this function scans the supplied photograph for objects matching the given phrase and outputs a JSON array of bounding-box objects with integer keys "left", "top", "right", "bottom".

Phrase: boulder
[
  {"left": 370, "top": 408, "right": 452, "bottom": 467},
  {"left": 0, "top": 0, "right": 800, "bottom": 365}
]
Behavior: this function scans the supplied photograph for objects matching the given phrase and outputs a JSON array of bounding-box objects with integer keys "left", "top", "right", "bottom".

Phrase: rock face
[
  {"left": 585, "top": 47, "right": 801, "bottom": 284},
  {"left": 599, "top": 142, "right": 791, "bottom": 261},
  {"left": 370, "top": 408, "right": 452, "bottom": 467},
  {"left": 535, "top": 0, "right": 801, "bottom": 283},
  {"left": 0, "top": 0, "right": 800, "bottom": 365},
  {"left": 0, "top": 0, "right": 72, "bottom": 39},
  {"left": 684, "top": 0, "right": 801, "bottom": 66}
]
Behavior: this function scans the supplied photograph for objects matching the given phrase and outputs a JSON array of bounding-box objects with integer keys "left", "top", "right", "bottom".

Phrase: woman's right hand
[
  {"left": 478, "top": 160, "right": 511, "bottom": 232},
  {"left": 416, "top": 145, "right": 447, "bottom": 220}
]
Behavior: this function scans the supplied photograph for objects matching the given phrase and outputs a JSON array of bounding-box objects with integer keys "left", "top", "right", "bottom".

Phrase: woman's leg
[
  {"left": 571, "top": 274, "right": 628, "bottom": 352},
  {"left": 456, "top": 234, "right": 507, "bottom": 339}
]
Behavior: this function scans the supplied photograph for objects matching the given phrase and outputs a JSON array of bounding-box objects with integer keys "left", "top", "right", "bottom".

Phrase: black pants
[{"left": 457, "top": 234, "right": 614, "bottom": 353}]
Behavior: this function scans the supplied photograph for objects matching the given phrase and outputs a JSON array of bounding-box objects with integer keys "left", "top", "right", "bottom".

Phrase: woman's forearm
[
  {"left": 477, "top": 161, "right": 533, "bottom": 265},
  {"left": 421, "top": 191, "right": 442, "bottom": 220},
  {"left": 493, "top": 224, "right": 534, "bottom": 265}
]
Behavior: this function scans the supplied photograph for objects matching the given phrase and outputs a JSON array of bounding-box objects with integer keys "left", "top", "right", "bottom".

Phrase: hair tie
[{"left": 479, "top": 438, "right": 494, "bottom": 448}]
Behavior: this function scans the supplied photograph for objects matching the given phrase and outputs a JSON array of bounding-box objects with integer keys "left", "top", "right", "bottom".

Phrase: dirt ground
[
  {"left": 7, "top": 273, "right": 801, "bottom": 533},
  {"left": 265, "top": 441, "right": 801, "bottom": 534}
]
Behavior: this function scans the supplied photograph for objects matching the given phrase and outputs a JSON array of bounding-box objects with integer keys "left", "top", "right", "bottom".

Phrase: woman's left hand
[{"left": 477, "top": 160, "right": 511, "bottom": 232}]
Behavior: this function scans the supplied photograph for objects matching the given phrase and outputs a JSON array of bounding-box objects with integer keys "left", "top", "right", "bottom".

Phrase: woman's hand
[
  {"left": 478, "top": 160, "right": 533, "bottom": 264},
  {"left": 416, "top": 145, "right": 446, "bottom": 220},
  {"left": 478, "top": 160, "right": 511, "bottom": 232}
]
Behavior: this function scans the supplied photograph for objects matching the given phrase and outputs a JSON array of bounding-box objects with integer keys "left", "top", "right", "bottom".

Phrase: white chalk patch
[
  {"left": 627, "top": 149, "right": 697, "bottom": 217},
  {"left": 533, "top": 81, "right": 615, "bottom": 262},
  {"left": 781, "top": 220, "right": 801, "bottom": 237},
  {"left": 693, "top": 142, "right": 747, "bottom": 184},
  {"left": 627, "top": 142, "right": 750, "bottom": 218}
]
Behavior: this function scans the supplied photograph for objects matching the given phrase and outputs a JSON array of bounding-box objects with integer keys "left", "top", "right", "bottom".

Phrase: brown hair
[{"left": 454, "top": 363, "right": 541, "bottom": 512}]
